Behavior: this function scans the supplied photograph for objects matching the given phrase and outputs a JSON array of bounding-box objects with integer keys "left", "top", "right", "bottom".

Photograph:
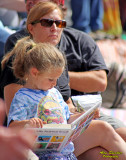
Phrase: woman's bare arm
[{"left": 69, "top": 70, "right": 107, "bottom": 93}]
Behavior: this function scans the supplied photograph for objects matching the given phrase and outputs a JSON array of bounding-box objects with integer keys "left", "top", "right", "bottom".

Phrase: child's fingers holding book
[
  {"left": 68, "top": 111, "right": 85, "bottom": 124},
  {"left": 28, "top": 118, "right": 45, "bottom": 128},
  {"left": 93, "top": 109, "right": 100, "bottom": 119}
]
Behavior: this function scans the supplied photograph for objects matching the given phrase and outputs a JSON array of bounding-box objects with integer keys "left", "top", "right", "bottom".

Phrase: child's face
[{"left": 35, "top": 67, "right": 64, "bottom": 91}]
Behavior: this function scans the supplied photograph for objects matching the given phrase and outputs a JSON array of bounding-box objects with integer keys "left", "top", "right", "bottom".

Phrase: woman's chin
[{"left": 49, "top": 40, "right": 59, "bottom": 46}]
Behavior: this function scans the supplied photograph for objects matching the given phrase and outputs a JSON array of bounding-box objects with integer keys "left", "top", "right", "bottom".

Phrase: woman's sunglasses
[{"left": 31, "top": 18, "right": 66, "bottom": 28}]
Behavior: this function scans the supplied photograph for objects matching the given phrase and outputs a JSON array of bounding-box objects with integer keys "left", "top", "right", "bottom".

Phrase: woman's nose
[{"left": 50, "top": 22, "right": 57, "bottom": 31}]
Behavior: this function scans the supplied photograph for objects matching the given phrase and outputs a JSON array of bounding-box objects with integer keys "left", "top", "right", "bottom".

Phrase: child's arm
[
  {"left": 68, "top": 108, "right": 100, "bottom": 124},
  {"left": 93, "top": 108, "right": 100, "bottom": 119},
  {"left": 66, "top": 97, "right": 84, "bottom": 124},
  {"left": 9, "top": 118, "right": 44, "bottom": 130},
  {"left": 67, "top": 111, "right": 84, "bottom": 124},
  {"left": 66, "top": 97, "right": 75, "bottom": 113}
]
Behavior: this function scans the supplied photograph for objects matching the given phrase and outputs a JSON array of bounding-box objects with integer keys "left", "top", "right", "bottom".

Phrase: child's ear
[{"left": 30, "top": 67, "right": 39, "bottom": 77}]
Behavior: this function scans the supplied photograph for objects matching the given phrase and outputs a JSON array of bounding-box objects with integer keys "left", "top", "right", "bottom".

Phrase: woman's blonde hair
[
  {"left": 26, "top": 1, "right": 64, "bottom": 32},
  {"left": 2, "top": 36, "right": 66, "bottom": 80}
]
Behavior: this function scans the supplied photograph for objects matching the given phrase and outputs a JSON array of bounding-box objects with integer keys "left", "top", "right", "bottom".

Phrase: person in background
[
  {"left": 1, "top": 0, "right": 126, "bottom": 159},
  {"left": 0, "top": 0, "right": 26, "bottom": 67},
  {"left": 119, "top": 0, "right": 126, "bottom": 32},
  {"left": 102, "top": 0, "right": 122, "bottom": 37},
  {"left": 0, "top": 20, "right": 13, "bottom": 63},
  {"left": 70, "top": 0, "right": 103, "bottom": 34}
]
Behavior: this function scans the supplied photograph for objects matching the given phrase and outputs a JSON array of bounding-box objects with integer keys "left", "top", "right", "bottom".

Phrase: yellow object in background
[{"left": 103, "top": 0, "right": 122, "bottom": 36}]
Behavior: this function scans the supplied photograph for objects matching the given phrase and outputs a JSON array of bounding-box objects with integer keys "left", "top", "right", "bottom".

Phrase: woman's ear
[
  {"left": 28, "top": 24, "right": 34, "bottom": 35},
  {"left": 30, "top": 67, "right": 39, "bottom": 77}
]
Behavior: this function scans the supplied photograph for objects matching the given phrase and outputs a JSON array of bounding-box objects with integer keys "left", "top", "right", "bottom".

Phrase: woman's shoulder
[
  {"left": 63, "top": 27, "right": 88, "bottom": 37},
  {"left": 5, "top": 28, "right": 29, "bottom": 54},
  {"left": 62, "top": 27, "right": 95, "bottom": 44}
]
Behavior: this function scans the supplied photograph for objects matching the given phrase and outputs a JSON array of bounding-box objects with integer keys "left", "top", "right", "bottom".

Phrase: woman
[{"left": 1, "top": 2, "right": 126, "bottom": 159}]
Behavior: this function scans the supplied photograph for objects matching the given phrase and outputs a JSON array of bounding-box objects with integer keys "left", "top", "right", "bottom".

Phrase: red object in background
[{"left": 60, "top": 0, "right": 64, "bottom": 5}]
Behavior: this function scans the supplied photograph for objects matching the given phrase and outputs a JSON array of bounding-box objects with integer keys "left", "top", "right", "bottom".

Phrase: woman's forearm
[{"left": 69, "top": 70, "right": 107, "bottom": 92}]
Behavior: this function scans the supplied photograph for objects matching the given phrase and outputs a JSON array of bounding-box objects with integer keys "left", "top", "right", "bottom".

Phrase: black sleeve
[
  {"left": 5, "top": 29, "right": 28, "bottom": 54},
  {"left": 55, "top": 65, "right": 71, "bottom": 102},
  {"left": 80, "top": 34, "right": 109, "bottom": 74},
  {"left": 0, "top": 55, "right": 19, "bottom": 99},
  {"left": 0, "top": 31, "right": 26, "bottom": 98},
  {"left": 5, "top": 35, "right": 16, "bottom": 54}
]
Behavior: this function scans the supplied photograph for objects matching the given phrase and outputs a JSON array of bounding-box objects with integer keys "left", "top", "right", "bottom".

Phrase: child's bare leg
[
  {"left": 115, "top": 127, "right": 126, "bottom": 141},
  {"left": 73, "top": 120, "right": 126, "bottom": 160},
  {"left": 77, "top": 147, "right": 114, "bottom": 160}
]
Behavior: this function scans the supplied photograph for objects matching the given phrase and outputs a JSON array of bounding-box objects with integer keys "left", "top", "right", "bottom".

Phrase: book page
[
  {"left": 34, "top": 125, "right": 72, "bottom": 152},
  {"left": 66, "top": 101, "right": 101, "bottom": 144},
  {"left": 67, "top": 109, "right": 95, "bottom": 145}
]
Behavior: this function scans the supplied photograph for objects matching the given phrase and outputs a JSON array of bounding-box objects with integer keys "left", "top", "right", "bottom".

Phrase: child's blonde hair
[{"left": 2, "top": 36, "right": 66, "bottom": 80}]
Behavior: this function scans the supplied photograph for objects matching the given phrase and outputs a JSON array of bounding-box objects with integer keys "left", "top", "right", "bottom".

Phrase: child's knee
[
  {"left": 96, "top": 120, "right": 118, "bottom": 144},
  {"left": 95, "top": 120, "right": 115, "bottom": 135}
]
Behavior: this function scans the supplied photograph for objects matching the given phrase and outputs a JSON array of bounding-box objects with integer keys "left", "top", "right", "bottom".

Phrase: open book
[{"left": 33, "top": 100, "right": 101, "bottom": 152}]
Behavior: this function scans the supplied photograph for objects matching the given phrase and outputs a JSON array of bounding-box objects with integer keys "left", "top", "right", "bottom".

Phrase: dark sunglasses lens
[
  {"left": 40, "top": 19, "right": 66, "bottom": 28},
  {"left": 40, "top": 19, "right": 53, "bottom": 27},
  {"left": 55, "top": 20, "right": 66, "bottom": 28}
]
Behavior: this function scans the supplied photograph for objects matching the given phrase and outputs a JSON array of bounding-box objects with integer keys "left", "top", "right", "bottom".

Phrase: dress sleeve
[
  {"left": 80, "top": 34, "right": 109, "bottom": 74},
  {"left": 7, "top": 93, "right": 27, "bottom": 126}
]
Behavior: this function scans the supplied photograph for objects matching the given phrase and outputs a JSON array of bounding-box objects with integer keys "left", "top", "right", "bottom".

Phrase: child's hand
[
  {"left": 93, "top": 109, "right": 100, "bottom": 119},
  {"left": 68, "top": 111, "right": 84, "bottom": 124},
  {"left": 27, "top": 118, "right": 44, "bottom": 128}
]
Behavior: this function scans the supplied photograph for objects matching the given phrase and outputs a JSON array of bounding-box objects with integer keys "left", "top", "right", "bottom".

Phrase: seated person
[{"left": 6, "top": 36, "right": 126, "bottom": 160}]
